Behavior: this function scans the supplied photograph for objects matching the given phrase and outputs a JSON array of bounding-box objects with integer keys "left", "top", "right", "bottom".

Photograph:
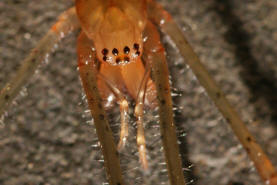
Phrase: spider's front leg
[
  {"left": 142, "top": 21, "right": 187, "bottom": 185},
  {"left": 133, "top": 63, "right": 151, "bottom": 171},
  {"left": 77, "top": 32, "right": 125, "bottom": 185},
  {"left": 0, "top": 7, "right": 79, "bottom": 119},
  {"left": 97, "top": 72, "right": 129, "bottom": 150}
]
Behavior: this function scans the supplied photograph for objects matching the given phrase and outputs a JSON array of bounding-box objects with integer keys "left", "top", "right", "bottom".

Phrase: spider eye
[
  {"left": 124, "top": 46, "right": 130, "bottom": 54},
  {"left": 133, "top": 43, "right": 139, "bottom": 50},
  {"left": 102, "top": 48, "right": 108, "bottom": 55},
  {"left": 112, "top": 48, "right": 119, "bottom": 56}
]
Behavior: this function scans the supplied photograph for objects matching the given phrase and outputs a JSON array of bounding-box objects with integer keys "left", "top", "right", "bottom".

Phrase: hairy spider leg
[
  {"left": 147, "top": 1, "right": 277, "bottom": 184},
  {"left": 77, "top": 32, "right": 125, "bottom": 185},
  {"left": 142, "top": 20, "right": 187, "bottom": 185},
  {"left": 0, "top": 7, "right": 79, "bottom": 118}
]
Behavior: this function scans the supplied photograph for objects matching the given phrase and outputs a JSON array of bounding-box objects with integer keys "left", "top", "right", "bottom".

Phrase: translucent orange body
[{"left": 76, "top": 0, "right": 156, "bottom": 107}]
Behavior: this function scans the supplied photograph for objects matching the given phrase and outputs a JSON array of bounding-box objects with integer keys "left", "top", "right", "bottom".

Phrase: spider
[{"left": 0, "top": 0, "right": 276, "bottom": 185}]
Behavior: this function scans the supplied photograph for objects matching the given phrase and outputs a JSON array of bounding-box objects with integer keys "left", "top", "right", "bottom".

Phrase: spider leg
[
  {"left": 118, "top": 98, "right": 129, "bottom": 150},
  {"left": 77, "top": 32, "right": 125, "bottom": 185},
  {"left": 97, "top": 73, "right": 129, "bottom": 151},
  {"left": 134, "top": 65, "right": 151, "bottom": 171},
  {"left": 0, "top": 7, "right": 79, "bottom": 119},
  {"left": 142, "top": 21, "right": 187, "bottom": 185},
  {"left": 147, "top": 1, "right": 277, "bottom": 184}
]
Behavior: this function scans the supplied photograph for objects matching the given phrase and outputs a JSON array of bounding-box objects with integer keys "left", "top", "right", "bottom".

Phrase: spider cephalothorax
[{"left": 76, "top": 1, "right": 146, "bottom": 66}]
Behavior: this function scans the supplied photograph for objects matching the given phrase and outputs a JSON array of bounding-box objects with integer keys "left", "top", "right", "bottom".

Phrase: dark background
[{"left": 0, "top": 0, "right": 277, "bottom": 184}]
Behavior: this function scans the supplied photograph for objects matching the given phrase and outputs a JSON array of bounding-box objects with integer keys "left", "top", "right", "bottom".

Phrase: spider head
[
  {"left": 93, "top": 7, "right": 144, "bottom": 66},
  {"left": 76, "top": 2, "right": 147, "bottom": 66}
]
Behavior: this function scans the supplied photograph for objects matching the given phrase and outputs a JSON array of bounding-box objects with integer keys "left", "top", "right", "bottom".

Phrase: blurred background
[{"left": 0, "top": 0, "right": 277, "bottom": 184}]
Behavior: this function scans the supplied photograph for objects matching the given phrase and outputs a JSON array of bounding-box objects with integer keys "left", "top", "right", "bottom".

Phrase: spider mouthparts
[{"left": 116, "top": 56, "right": 130, "bottom": 64}]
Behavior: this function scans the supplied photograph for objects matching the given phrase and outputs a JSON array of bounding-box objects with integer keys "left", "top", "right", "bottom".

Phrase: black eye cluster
[
  {"left": 101, "top": 48, "right": 108, "bottom": 61},
  {"left": 101, "top": 43, "right": 140, "bottom": 63}
]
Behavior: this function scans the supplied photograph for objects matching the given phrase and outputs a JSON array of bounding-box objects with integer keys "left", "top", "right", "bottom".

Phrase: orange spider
[
  {"left": 1, "top": 0, "right": 277, "bottom": 185},
  {"left": 76, "top": 0, "right": 159, "bottom": 170}
]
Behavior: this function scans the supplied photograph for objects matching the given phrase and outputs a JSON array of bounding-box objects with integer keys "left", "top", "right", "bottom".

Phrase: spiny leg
[
  {"left": 97, "top": 73, "right": 129, "bottom": 151},
  {"left": 0, "top": 7, "right": 79, "bottom": 119},
  {"left": 134, "top": 65, "right": 151, "bottom": 171},
  {"left": 147, "top": 1, "right": 277, "bottom": 184},
  {"left": 77, "top": 32, "right": 125, "bottom": 185},
  {"left": 142, "top": 21, "right": 187, "bottom": 185}
]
